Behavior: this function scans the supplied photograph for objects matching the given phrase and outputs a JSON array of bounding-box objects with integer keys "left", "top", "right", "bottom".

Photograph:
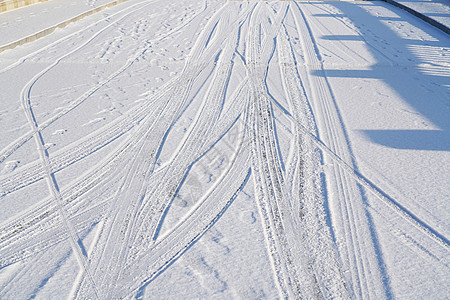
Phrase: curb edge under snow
[
  {"left": 380, "top": 0, "right": 450, "bottom": 35},
  {"left": 0, "top": 0, "right": 129, "bottom": 53},
  {"left": 0, "top": 0, "right": 48, "bottom": 13}
]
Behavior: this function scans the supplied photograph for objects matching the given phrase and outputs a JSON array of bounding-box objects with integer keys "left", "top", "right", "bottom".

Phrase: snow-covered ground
[
  {"left": 0, "top": 0, "right": 121, "bottom": 46},
  {"left": 0, "top": 0, "right": 449, "bottom": 299},
  {"left": 390, "top": 0, "right": 450, "bottom": 28}
]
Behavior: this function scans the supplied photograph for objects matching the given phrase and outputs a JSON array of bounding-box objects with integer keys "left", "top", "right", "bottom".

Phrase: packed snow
[{"left": 0, "top": 0, "right": 449, "bottom": 299}]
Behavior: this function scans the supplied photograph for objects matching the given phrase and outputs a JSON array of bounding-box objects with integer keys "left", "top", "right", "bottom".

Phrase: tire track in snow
[
  {"left": 78, "top": 2, "right": 253, "bottom": 298},
  {"left": 0, "top": 0, "right": 214, "bottom": 268},
  {"left": 72, "top": 3, "right": 251, "bottom": 297},
  {"left": 115, "top": 83, "right": 250, "bottom": 298},
  {"left": 243, "top": 3, "right": 314, "bottom": 298},
  {"left": 0, "top": 44, "right": 182, "bottom": 270},
  {"left": 116, "top": 113, "right": 252, "bottom": 299},
  {"left": 0, "top": 200, "right": 106, "bottom": 267},
  {"left": 291, "top": 3, "right": 386, "bottom": 298},
  {"left": 0, "top": 2, "right": 215, "bottom": 266},
  {"left": 301, "top": 0, "right": 450, "bottom": 252},
  {"left": 276, "top": 11, "right": 349, "bottom": 298},
  {"left": 0, "top": 0, "right": 208, "bottom": 187},
  {"left": 0, "top": 0, "right": 157, "bottom": 189},
  {"left": 0, "top": 0, "right": 165, "bottom": 167},
  {"left": 130, "top": 3, "right": 254, "bottom": 253},
  {"left": 4, "top": 1, "right": 445, "bottom": 298},
  {"left": 0, "top": 222, "right": 98, "bottom": 299},
  {"left": 19, "top": 49, "right": 101, "bottom": 300},
  {"left": 1, "top": 1, "right": 215, "bottom": 296},
  {"left": 0, "top": 0, "right": 159, "bottom": 186}
]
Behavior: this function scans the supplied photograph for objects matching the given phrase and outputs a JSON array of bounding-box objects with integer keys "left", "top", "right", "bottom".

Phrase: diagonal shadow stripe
[{"left": 362, "top": 129, "right": 450, "bottom": 151}]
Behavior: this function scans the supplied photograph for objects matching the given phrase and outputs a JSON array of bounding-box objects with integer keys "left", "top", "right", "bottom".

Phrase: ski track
[{"left": 1, "top": 0, "right": 448, "bottom": 299}]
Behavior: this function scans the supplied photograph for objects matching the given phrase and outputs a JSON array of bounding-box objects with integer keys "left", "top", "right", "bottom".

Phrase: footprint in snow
[
  {"left": 52, "top": 129, "right": 67, "bottom": 135},
  {"left": 1, "top": 161, "right": 20, "bottom": 175},
  {"left": 239, "top": 210, "right": 257, "bottom": 225},
  {"left": 44, "top": 143, "right": 56, "bottom": 150}
]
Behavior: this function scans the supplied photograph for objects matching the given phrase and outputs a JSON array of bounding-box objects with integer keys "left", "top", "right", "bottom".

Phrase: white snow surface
[
  {"left": 0, "top": 0, "right": 120, "bottom": 46},
  {"left": 392, "top": 0, "right": 450, "bottom": 28},
  {"left": 0, "top": 0, "right": 449, "bottom": 299}
]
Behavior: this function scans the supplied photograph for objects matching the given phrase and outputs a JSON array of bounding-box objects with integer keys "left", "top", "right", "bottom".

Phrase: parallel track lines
[
  {"left": 291, "top": 2, "right": 386, "bottom": 298},
  {"left": 277, "top": 13, "right": 349, "bottom": 297},
  {"left": 245, "top": 3, "right": 308, "bottom": 298}
]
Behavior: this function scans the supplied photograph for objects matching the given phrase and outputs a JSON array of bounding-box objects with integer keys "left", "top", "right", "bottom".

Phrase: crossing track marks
[
  {"left": 1, "top": 0, "right": 219, "bottom": 297},
  {"left": 116, "top": 110, "right": 252, "bottom": 298},
  {"left": 0, "top": 0, "right": 208, "bottom": 192},
  {"left": 243, "top": 2, "right": 347, "bottom": 298},
  {"left": 0, "top": 0, "right": 212, "bottom": 266},
  {"left": 1, "top": 0, "right": 448, "bottom": 298},
  {"left": 244, "top": 3, "right": 303, "bottom": 298},
  {"left": 0, "top": 1, "right": 381, "bottom": 298},
  {"left": 72, "top": 2, "right": 258, "bottom": 298}
]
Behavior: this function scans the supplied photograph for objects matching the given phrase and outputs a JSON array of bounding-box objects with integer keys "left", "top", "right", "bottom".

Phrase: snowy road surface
[
  {"left": 0, "top": 0, "right": 120, "bottom": 46},
  {"left": 0, "top": 0, "right": 449, "bottom": 299},
  {"left": 388, "top": 0, "right": 450, "bottom": 29}
]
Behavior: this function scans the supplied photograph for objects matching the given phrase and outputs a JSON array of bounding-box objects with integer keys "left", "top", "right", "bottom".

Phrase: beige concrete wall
[{"left": 0, "top": 0, "right": 48, "bottom": 13}]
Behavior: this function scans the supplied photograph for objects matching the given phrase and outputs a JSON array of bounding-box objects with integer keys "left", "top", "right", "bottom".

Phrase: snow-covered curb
[
  {"left": 0, "top": 0, "right": 47, "bottom": 13},
  {"left": 381, "top": 0, "right": 449, "bottom": 34},
  {"left": 0, "top": 0, "right": 129, "bottom": 53}
]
